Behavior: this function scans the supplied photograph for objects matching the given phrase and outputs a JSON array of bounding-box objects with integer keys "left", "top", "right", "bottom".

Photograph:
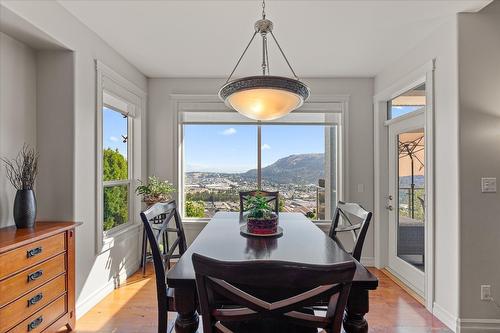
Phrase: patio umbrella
[{"left": 398, "top": 132, "right": 425, "bottom": 218}]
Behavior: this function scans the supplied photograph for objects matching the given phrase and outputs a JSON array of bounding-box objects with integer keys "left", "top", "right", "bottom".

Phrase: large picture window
[{"left": 179, "top": 103, "right": 342, "bottom": 221}]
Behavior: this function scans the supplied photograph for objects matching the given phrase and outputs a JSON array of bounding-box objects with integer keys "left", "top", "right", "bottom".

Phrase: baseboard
[
  {"left": 75, "top": 256, "right": 141, "bottom": 319},
  {"left": 360, "top": 257, "right": 374, "bottom": 267},
  {"left": 457, "top": 318, "right": 500, "bottom": 332},
  {"left": 432, "top": 302, "right": 458, "bottom": 332}
]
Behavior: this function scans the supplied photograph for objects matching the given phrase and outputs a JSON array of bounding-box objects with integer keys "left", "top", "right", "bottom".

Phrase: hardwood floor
[{"left": 62, "top": 265, "right": 450, "bottom": 333}]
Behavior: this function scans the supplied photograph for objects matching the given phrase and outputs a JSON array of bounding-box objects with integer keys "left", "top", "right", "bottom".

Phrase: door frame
[{"left": 373, "top": 60, "right": 435, "bottom": 311}]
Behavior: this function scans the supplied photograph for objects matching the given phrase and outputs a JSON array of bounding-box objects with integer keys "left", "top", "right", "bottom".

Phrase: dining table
[{"left": 166, "top": 212, "right": 378, "bottom": 333}]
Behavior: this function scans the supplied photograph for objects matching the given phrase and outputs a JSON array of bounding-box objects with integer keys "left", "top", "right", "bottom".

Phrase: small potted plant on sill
[
  {"left": 135, "top": 176, "right": 175, "bottom": 206},
  {"left": 245, "top": 193, "right": 278, "bottom": 235},
  {"left": 1, "top": 144, "right": 39, "bottom": 228}
]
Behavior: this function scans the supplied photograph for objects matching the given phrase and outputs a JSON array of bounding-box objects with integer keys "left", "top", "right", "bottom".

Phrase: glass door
[{"left": 388, "top": 112, "right": 426, "bottom": 296}]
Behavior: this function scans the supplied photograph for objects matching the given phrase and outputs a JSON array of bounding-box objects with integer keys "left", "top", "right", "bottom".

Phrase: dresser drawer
[
  {"left": 0, "top": 233, "right": 65, "bottom": 280},
  {"left": 7, "top": 295, "right": 66, "bottom": 333},
  {"left": 0, "top": 254, "right": 66, "bottom": 307},
  {"left": 0, "top": 274, "right": 66, "bottom": 332}
]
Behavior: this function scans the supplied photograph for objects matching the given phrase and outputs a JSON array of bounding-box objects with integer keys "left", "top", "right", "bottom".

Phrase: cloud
[
  {"left": 261, "top": 143, "right": 271, "bottom": 150},
  {"left": 109, "top": 136, "right": 119, "bottom": 142},
  {"left": 220, "top": 127, "right": 237, "bottom": 136}
]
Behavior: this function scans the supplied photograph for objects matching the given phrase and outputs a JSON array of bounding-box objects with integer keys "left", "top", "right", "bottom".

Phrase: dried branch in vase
[{"left": 1, "top": 144, "right": 39, "bottom": 190}]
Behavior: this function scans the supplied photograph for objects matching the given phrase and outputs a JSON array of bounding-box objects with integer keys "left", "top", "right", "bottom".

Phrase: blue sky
[
  {"left": 184, "top": 125, "right": 325, "bottom": 173},
  {"left": 390, "top": 105, "right": 423, "bottom": 119},
  {"left": 103, "top": 107, "right": 128, "bottom": 158}
]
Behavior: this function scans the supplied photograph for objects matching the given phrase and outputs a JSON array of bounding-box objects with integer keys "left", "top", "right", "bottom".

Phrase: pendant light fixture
[{"left": 219, "top": 0, "right": 310, "bottom": 121}]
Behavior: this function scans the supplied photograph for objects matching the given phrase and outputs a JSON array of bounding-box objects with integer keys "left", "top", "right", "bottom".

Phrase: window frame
[
  {"left": 173, "top": 95, "right": 349, "bottom": 224},
  {"left": 96, "top": 60, "right": 146, "bottom": 253}
]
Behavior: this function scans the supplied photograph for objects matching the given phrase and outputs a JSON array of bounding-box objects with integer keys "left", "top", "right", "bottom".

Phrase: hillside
[{"left": 243, "top": 153, "right": 324, "bottom": 185}]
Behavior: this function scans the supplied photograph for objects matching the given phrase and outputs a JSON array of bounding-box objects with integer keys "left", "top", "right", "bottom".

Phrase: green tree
[
  {"left": 185, "top": 200, "right": 205, "bottom": 218},
  {"left": 103, "top": 148, "right": 128, "bottom": 231}
]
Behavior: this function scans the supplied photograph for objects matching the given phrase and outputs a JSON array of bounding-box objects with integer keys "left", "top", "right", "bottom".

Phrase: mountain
[{"left": 243, "top": 153, "right": 324, "bottom": 185}]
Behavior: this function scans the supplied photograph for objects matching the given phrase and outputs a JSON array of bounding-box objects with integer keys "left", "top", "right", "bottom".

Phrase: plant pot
[
  {"left": 247, "top": 215, "right": 278, "bottom": 235},
  {"left": 13, "top": 189, "right": 37, "bottom": 228},
  {"left": 143, "top": 196, "right": 171, "bottom": 207}
]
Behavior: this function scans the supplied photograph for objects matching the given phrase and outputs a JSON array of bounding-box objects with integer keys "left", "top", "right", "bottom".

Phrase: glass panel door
[{"left": 397, "top": 130, "right": 425, "bottom": 272}]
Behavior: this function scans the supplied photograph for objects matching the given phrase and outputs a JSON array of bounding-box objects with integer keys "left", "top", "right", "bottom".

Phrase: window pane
[
  {"left": 261, "top": 125, "right": 334, "bottom": 220},
  {"left": 183, "top": 125, "right": 258, "bottom": 218},
  {"left": 103, "top": 184, "right": 129, "bottom": 231},
  {"left": 388, "top": 84, "right": 426, "bottom": 120},
  {"left": 103, "top": 107, "right": 128, "bottom": 181}
]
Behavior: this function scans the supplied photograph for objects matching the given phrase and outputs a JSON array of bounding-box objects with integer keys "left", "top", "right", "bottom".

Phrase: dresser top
[{"left": 0, "top": 221, "right": 82, "bottom": 253}]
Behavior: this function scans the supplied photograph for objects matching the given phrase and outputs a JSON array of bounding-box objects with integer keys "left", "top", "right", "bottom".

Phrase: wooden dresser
[{"left": 0, "top": 222, "right": 81, "bottom": 333}]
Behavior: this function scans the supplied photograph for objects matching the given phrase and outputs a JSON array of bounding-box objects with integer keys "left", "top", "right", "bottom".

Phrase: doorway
[{"left": 387, "top": 111, "right": 426, "bottom": 295}]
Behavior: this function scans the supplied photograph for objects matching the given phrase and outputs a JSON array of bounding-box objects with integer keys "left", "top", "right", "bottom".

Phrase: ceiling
[{"left": 58, "top": 0, "right": 491, "bottom": 78}]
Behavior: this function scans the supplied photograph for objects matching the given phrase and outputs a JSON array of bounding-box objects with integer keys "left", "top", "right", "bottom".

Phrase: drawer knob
[
  {"left": 28, "top": 316, "right": 43, "bottom": 331},
  {"left": 27, "top": 270, "right": 43, "bottom": 282},
  {"left": 27, "top": 293, "right": 43, "bottom": 306},
  {"left": 27, "top": 246, "right": 43, "bottom": 258}
]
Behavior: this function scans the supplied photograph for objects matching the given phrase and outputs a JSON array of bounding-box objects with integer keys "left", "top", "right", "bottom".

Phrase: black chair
[
  {"left": 140, "top": 201, "right": 187, "bottom": 333},
  {"left": 192, "top": 253, "right": 356, "bottom": 333},
  {"left": 239, "top": 190, "right": 279, "bottom": 214},
  {"left": 328, "top": 201, "right": 372, "bottom": 262}
]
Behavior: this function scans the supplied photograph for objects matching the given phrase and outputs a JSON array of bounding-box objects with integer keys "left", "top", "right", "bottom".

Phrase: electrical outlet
[{"left": 481, "top": 285, "right": 492, "bottom": 301}]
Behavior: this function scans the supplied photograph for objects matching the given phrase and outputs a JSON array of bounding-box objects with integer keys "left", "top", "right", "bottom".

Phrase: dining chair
[
  {"left": 328, "top": 201, "right": 372, "bottom": 262},
  {"left": 192, "top": 253, "right": 356, "bottom": 333},
  {"left": 140, "top": 201, "right": 187, "bottom": 333},
  {"left": 239, "top": 190, "right": 279, "bottom": 214}
]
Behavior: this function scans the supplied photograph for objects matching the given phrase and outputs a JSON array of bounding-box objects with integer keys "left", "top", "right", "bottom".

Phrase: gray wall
[
  {"left": 147, "top": 77, "right": 375, "bottom": 261},
  {"left": 458, "top": 0, "right": 500, "bottom": 322},
  {"left": 0, "top": 32, "right": 37, "bottom": 227},
  {"left": 375, "top": 16, "right": 461, "bottom": 326},
  {"left": 1, "top": 1, "right": 148, "bottom": 318}
]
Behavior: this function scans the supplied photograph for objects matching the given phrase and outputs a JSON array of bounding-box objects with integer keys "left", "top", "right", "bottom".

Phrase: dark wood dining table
[{"left": 167, "top": 212, "right": 378, "bottom": 333}]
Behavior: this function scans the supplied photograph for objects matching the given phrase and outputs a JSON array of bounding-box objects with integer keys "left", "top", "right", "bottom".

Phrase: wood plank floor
[{"left": 62, "top": 265, "right": 451, "bottom": 333}]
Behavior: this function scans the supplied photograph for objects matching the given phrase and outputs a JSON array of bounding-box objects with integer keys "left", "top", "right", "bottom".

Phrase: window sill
[{"left": 100, "top": 222, "right": 142, "bottom": 253}]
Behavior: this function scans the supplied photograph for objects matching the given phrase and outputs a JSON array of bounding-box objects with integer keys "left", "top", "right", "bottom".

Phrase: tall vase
[{"left": 13, "top": 189, "right": 37, "bottom": 228}]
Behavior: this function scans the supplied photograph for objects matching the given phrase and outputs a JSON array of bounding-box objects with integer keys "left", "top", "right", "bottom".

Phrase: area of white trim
[
  {"left": 95, "top": 59, "right": 146, "bottom": 254},
  {"left": 433, "top": 302, "right": 458, "bottom": 332},
  {"left": 373, "top": 59, "right": 435, "bottom": 311},
  {"left": 75, "top": 252, "right": 141, "bottom": 319},
  {"left": 457, "top": 318, "right": 500, "bottom": 333}
]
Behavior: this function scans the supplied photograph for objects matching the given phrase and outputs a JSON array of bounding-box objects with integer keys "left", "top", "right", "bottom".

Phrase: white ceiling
[{"left": 58, "top": 0, "right": 491, "bottom": 78}]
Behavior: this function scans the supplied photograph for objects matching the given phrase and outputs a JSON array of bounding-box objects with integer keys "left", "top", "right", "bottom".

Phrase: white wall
[
  {"left": 147, "top": 77, "right": 375, "bottom": 261},
  {"left": 374, "top": 17, "right": 461, "bottom": 328},
  {"left": 457, "top": 0, "right": 500, "bottom": 328},
  {"left": 0, "top": 32, "right": 37, "bottom": 228},
  {"left": 1, "top": 1, "right": 147, "bottom": 318}
]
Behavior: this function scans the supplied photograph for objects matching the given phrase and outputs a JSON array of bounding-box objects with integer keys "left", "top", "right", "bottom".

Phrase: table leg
[
  {"left": 174, "top": 286, "right": 199, "bottom": 333},
  {"left": 343, "top": 287, "right": 369, "bottom": 333}
]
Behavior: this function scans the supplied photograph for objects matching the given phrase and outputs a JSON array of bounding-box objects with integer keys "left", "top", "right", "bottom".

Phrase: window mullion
[{"left": 257, "top": 125, "right": 262, "bottom": 190}]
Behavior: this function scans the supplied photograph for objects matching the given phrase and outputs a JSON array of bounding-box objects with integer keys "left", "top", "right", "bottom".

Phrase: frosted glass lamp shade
[{"left": 219, "top": 76, "right": 310, "bottom": 121}]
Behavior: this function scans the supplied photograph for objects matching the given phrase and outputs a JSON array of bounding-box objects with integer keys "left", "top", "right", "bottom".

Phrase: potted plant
[
  {"left": 1, "top": 145, "right": 39, "bottom": 228},
  {"left": 245, "top": 193, "right": 278, "bottom": 235},
  {"left": 136, "top": 176, "right": 175, "bottom": 206}
]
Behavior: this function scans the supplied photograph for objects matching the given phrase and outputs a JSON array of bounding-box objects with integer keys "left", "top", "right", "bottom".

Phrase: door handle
[{"left": 385, "top": 205, "right": 393, "bottom": 211}]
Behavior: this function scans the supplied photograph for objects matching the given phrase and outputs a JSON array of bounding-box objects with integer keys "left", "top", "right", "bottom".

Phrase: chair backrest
[
  {"left": 140, "top": 201, "right": 187, "bottom": 316},
  {"left": 193, "top": 253, "right": 355, "bottom": 333},
  {"left": 239, "top": 190, "right": 279, "bottom": 214},
  {"left": 328, "top": 201, "right": 372, "bottom": 261}
]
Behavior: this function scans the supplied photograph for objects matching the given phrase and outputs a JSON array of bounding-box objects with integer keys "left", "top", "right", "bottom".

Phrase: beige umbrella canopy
[{"left": 398, "top": 131, "right": 425, "bottom": 177}]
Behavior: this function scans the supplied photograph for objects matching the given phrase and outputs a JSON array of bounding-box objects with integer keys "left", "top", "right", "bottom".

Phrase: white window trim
[
  {"left": 171, "top": 94, "right": 349, "bottom": 223},
  {"left": 95, "top": 60, "right": 147, "bottom": 254}
]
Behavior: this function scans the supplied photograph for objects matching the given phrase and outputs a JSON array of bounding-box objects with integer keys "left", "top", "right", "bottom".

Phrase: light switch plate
[{"left": 481, "top": 178, "right": 497, "bottom": 193}]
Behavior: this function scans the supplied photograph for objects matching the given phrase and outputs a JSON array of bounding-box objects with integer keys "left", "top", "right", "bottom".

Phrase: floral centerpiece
[
  {"left": 135, "top": 176, "right": 175, "bottom": 206},
  {"left": 245, "top": 193, "right": 278, "bottom": 235}
]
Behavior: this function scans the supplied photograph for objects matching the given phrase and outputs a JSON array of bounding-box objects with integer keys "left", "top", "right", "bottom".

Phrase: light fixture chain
[
  {"left": 262, "top": 0, "right": 266, "bottom": 19},
  {"left": 225, "top": 31, "right": 258, "bottom": 83},
  {"left": 269, "top": 30, "right": 299, "bottom": 80}
]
